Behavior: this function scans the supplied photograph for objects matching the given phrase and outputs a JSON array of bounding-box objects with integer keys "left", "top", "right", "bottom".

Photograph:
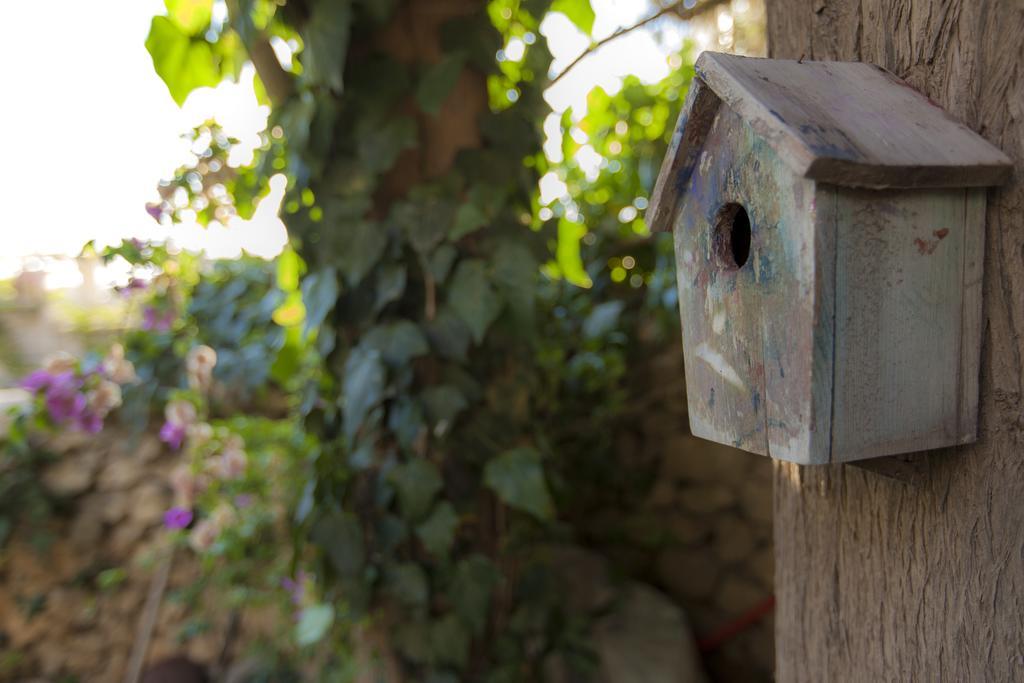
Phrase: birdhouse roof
[{"left": 647, "top": 52, "right": 1012, "bottom": 233}]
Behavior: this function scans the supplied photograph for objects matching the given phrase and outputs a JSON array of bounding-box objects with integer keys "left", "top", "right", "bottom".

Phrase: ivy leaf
[
  {"left": 295, "top": 603, "right": 335, "bottom": 646},
  {"left": 554, "top": 218, "right": 592, "bottom": 288},
  {"left": 583, "top": 300, "right": 625, "bottom": 339},
  {"left": 428, "top": 245, "right": 458, "bottom": 284},
  {"left": 416, "top": 53, "right": 466, "bottom": 115},
  {"left": 551, "top": 0, "right": 596, "bottom": 35},
  {"left": 491, "top": 242, "right": 537, "bottom": 325},
  {"left": 164, "top": 0, "right": 212, "bottom": 34},
  {"left": 483, "top": 448, "right": 555, "bottom": 521},
  {"left": 390, "top": 459, "right": 443, "bottom": 521},
  {"left": 450, "top": 555, "right": 498, "bottom": 636},
  {"left": 431, "top": 614, "right": 470, "bottom": 669},
  {"left": 303, "top": 0, "right": 352, "bottom": 93},
  {"left": 146, "top": 16, "right": 221, "bottom": 106},
  {"left": 336, "top": 221, "right": 387, "bottom": 287},
  {"left": 388, "top": 397, "right": 426, "bottom": 452},
  {"left": 416, "top": 502, "right": 459, "bottom": 557},
  {"left": 448, "top": 260, "right": 502, "bottom": 344},
  {"left": 358, "top": 116, "right": 417, "bottom": 174},
  {"left": 311, "top": 511, "right": 365, "bottom": 577},
  {"left": 363, "top": 321, "right": 429, "bottom": 366},
  {"left": 386, "top": 562, "right": 429, "bottom": 607},
  {"left": 375, "top": 264, "right": 407, "bottom": 313},
  {"left": 342, "top": 346, "right": 385, "bottom": 442},
  {"left": 301, "top": 267, "right": 339, "bottom": 338},
  {"left": 420, "top": 385, "right": 468, "bottom": 435},
  {"left": 450, "top": 203, "right": 488, "bottom": 240},
  {"left": 425, "top": 308, "right": 472, "bottom": 362}
]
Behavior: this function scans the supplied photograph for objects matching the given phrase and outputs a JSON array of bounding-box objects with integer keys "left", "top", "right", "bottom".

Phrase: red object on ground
[{"left": 697, "top": 595, "right": 776, "bottom": 653}]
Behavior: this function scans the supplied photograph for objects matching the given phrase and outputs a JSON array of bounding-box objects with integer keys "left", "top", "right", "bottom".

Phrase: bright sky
[{"left": 0, "top": 0, "right": 700, "bottom": 288}]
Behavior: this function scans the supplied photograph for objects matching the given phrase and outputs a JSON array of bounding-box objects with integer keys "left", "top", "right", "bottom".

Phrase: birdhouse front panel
[
  {"left": 649, "top": 52, "right": 1012, "bottom": 465},
  {"left": 673, "top": 103, "right": 830, "bottom": 462}
]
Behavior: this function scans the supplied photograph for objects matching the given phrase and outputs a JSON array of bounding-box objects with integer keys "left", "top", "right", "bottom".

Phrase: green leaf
[
  {"left": 431, "top": 614, "right": 470, "bottom": 669},
  {"left": 311, "top": 511, "right": 365, "bottom": 577},
  {"left": 428, "top": 245, "right": 458, "bottom": 284},
  {"left": 551, "top": 0, "right": 596, "bottom": 35},
  {"left": 358, "top": 117, "right": 418, "bottom": 174},
  {"left": 363, "top": 321, "right": 429, "bottom": 366},
  {"left": 555, "top": 218, "right": 592, "bottom": 288},
  {"left": 448, "top": 260, "right": 502, "bottom": 344},
  {"left": 146, "top": 16, "right": 221, "bottom": 106},
  {"left": 450, "top": 203, "right": 488, "bottom": 240},
  {"left": 302, "top": 0, "right": 352, "bottom": 93},
  {"left": 583, "top": 301, "right": 625, "bottom": 339},
  {"left": 386, "top": 562, "right": 429, "bottom": 607},
  {"left": 416, "top": 502, "right": 459, "bottom": 557},
  {"left": 337, "top": 222, "right": 386, "bottom": 287},
  {"left": 164, "top": 0, "right": 212, "bottom": 34},
  {"left": 416, "top": 54, "right": 466, "bottom": 115},
  {"left": 483, "top": 448, "right": 555, "bottom": 521},
  {"left": 450, "top": 555, "right": 498, "bottom": 636},
  {"left": 388, "top": 397, "right": 426, "bottom": 452},
  {"left": 425, "top": 309, "right": 472, "bottom": 361},
  {"left": 491, "top": 242, "right": 537, "bottom": 325},
  {"left": 389, "top": 459, "right": 443, "bottom": 521},
  {"left": 342, "top": 346, "right": 385, "bottom": 441},
  {"left": 375, "top": 264, "right": 407, "bottom": 312},
  {"left": 295, "top": 604, "right": 335, "bottom": 646},
  {"left": 420, "top": 385, "right": 468, "bottom": 434},
  {"left": 301, "top": 267, "right": 339, "bottom": 338}
]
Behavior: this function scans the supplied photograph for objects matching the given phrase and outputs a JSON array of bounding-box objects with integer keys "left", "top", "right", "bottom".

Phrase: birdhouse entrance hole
[{"left": 713, "top": 202, "right": 751, "bottom": 270}]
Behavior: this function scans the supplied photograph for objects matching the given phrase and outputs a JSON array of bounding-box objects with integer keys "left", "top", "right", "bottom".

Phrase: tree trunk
[{"left": 768, "top": 2, "right": 1024, "bottom": 680}]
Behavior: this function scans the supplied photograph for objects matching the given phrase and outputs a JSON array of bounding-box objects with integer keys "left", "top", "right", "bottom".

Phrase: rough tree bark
[{"left": 768, "top": 1, "right": 1024, "bottom": 680}]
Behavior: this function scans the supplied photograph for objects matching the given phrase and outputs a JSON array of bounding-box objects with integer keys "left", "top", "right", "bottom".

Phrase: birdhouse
[{"left": 647, "top": 52, "right": 1012, "bottom": 465}]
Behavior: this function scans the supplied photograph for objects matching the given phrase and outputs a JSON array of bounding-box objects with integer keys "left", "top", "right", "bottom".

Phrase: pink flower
[
  {"left": 186, "top": 345, "right": 217, "bottom": 393},
  {"left": 163, "top": 506, "right": 193, "bottom": 530},
  {"left": 211, "top": 446, "right": 247, "bottom": 480},
  {"left": 169, "top": 464, "right": 198, "bottom": 506},
  {"left": 44, "top": 372, "right": 86, "bottom": 423},
  {"left": 188, "top": 519, "right": 218, "bottom": 552},
  {"left": 102, "top": 344, "right": 137, "bottom": 384},
  {"left": 160, "top": 400, "right": 197, "bottom": 450}
]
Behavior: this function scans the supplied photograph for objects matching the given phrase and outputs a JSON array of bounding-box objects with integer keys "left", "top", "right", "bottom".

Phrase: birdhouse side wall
[
  {"left": 674, "top": 105, "right": 830, "bottom": 464},
  {"left": 825, "top": 186, "right": 985, "bottom": 462}
]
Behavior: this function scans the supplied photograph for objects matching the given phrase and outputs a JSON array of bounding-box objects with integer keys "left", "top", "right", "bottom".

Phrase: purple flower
[
  {"left": 75, "top": 410, "right": 104, "bottom": 434},
  {"left": 19, "top": 369, "right": 53, "bottom": 392},
  {"left": 163, "top": 506, "right": 193, "bottom": 530},
  {"left": 141, "top": 306, "right": 175, "bottom": 332},
  {"left": 234, "top": 494, "right": 254, "bottom": 508},
  {"left": 44, "top": 372, "right": 86, "bottom": 423},
  {"left": 145, "top": 204, "right": 164, "bottom": 222},
  {"left": 281, "top": 571, "right": 307, "bottom": 605},
  {"left": 159, "top": 420, "right": 187, "bottom": 450}
]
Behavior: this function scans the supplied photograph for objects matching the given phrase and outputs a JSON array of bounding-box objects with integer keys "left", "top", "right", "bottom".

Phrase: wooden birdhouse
[{"left": 647, "top": 52, "right": 1013, "bottom": 465}]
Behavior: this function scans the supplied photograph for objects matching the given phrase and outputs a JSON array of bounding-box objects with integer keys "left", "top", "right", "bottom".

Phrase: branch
[
  {"left": 548, "top": 0, "right": 732, "bottom": 87},
  {"left": 225, "top": 0, "right": 294, "bottom": 105}
]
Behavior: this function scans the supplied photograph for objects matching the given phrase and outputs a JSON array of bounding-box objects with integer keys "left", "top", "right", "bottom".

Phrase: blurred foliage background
[{"left": 1, "top": 0, "right": 766, "bottom": 680}]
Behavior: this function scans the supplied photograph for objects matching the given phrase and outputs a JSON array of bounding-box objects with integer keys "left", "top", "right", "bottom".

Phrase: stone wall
[
  {"left": 0, "top": 340, "right": 774, "bottom": 683},
  {"left": 606, "top": 339, "right": 775, "bottom": 682},
  {"left": 0, "top": 431, "right": 266, "bottom": 682}
]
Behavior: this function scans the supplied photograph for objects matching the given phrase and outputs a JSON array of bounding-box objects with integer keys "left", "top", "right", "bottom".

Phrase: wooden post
[{"left": 768, "top": 1, "right": 1024, "bottom": 680}]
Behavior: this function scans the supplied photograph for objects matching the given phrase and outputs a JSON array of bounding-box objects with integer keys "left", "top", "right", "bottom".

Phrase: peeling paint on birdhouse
[{"left": 647, "top": 52, "right": 1013, "bottom": 464}]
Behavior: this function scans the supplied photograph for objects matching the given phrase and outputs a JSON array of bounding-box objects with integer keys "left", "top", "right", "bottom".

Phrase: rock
[
  {"left": 69, "top": 500, "right": 105, "bottom": 552},
  {"left": 540, "top": 544, "right": 614, "bottom": 613},
  {"left": 712, "top": 514, "right": 757, "bottom": 563},
  {"left": 47, "top": 430, "right": 95, "bottom": 454},
  {"left": 592, "top": 583, "right": 708, "bottom": 683},
  {"left": 645, "top": 479, "right": 677, "bottom": 507},
  {"left": 97, "top": 454, "right": 146, "bottom": 490},
  {"left": 679, "top": 484, "right": 735, "bottom": 514},
  {"left": 656, "top": 548, "right": 719, "bottom": 601},
  {"left": 739, "top": 478, "right": 773, "bottom": 522},
  {"left": 667, "top": 515, "right": 708, "bottom": 545},
  {"left": 41, "top": 449, "right": 102, "bottom": 497},
  {"left": 714, "top": 576, "right": 765, "bottom": 615},
  {"left": 747, "top": 546, "right": 774, "bottom": 589},
  {"left": 135, "top": 435, "right": 164, "bottom": 463},
  {"left": 130, "top": 481, "right": 170, "bottom": 528},
  {"left": 101, "top": 491, "right": 130, "bottom": 525},
  {"left": 107, "top": 521, "right": 147, "bottom": 558}
]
